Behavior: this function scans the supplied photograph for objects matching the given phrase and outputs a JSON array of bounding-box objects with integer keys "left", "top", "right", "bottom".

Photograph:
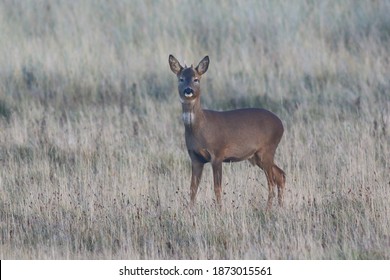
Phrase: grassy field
[{"left": 0, "top": 0, "right": 389, "bottom": 259}]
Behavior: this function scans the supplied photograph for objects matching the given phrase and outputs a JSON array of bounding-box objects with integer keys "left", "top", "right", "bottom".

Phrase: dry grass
[{"left": 0, "top": 0, "right": 389, "bottom": 259}]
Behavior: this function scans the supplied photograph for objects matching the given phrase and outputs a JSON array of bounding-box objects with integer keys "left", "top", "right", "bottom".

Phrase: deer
[{"left": 169, "top": 55, "right": 286, "bottom": 210}]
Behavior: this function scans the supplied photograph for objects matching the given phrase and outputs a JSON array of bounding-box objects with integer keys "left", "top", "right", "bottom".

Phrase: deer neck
[{"left": 181, "top": 97, "right": 203, "bottom": 130}]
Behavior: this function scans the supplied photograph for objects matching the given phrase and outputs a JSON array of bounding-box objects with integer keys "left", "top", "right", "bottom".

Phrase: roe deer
[{"left": 169, "top": 55, "right": 285, "bottom": 210}]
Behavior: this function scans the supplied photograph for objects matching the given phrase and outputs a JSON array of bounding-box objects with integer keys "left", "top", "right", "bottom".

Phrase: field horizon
[{"left": 0, "top": 0, "right": 389, "bottom": 259}]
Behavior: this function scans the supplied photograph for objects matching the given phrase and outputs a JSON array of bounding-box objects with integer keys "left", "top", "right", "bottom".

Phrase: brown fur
[{"left": 169, "top": 55, "right": 285, "bottom": 210}]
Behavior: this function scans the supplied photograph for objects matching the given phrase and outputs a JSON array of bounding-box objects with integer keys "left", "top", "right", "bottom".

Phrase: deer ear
[
  {"left": 195, "top": 56, "right": 209, "bottom": 75},
  {"left": 169, "top": 55, "right": 183, "bottom": 75}
]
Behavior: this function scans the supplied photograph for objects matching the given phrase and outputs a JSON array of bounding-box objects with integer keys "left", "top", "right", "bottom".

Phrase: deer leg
[
  {"left": 190, "top": 160, "right": 204, "bottom": 207},
  {"left": 212, "top": 160, "right": 223, "bottom": 208},
  {"left": 273, "top": 164, "right": 286, "bottom": 206},
  {"left": 254, "top": 151, "right": 276, "bottom": 211},
  {"left": 264, "top": 167, "right": 276, "bottom": 211}
]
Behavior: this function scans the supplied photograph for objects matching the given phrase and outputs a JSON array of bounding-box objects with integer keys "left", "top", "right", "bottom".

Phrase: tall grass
[{"left": 0, "top": 0, "right": 389, "bottom": 259}]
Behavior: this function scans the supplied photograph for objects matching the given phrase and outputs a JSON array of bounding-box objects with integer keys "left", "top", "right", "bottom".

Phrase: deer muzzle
[{"left": 183, "top": 87, "right": 194, "bottom": 98}]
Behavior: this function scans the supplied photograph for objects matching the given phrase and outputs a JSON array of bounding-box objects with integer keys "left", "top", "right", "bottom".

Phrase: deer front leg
[
  {"left": 190, "top": 160, "right": 204, "bottom": 207},
  {"left": 212, "top": 161, "right": 223, "bottom": 208}
]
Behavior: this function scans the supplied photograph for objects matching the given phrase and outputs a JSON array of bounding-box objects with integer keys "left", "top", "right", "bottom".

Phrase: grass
[{"left": 0, "top": 0, "right": 389, "bottom": 259}]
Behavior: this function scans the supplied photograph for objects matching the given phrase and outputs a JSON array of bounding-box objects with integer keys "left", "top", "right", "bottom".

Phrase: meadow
[{"left": 0, "top": 0, "right": 389, "bottom": 259}]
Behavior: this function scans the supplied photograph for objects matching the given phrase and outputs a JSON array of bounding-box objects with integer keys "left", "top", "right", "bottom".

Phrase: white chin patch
[{"left": 180, "top": 94, "right": 194, "bottom": 104}]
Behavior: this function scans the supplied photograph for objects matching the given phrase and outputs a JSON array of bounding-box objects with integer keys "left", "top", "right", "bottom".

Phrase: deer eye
[
  {"left": 179, "top": 77, "right": 184, "bottom": 82},
  {"left": 194, "top": 78, "right": 199, "bottom": 83}
]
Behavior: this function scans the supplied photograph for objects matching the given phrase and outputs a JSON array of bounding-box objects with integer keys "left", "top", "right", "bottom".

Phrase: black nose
[{"left": 183, "top": 88, "right": 193, "bottom": 95}]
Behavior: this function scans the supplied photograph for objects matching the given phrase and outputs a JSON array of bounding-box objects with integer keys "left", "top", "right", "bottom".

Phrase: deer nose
[{"left": 183, "top": 88, "right": 194, "bottom": 97}]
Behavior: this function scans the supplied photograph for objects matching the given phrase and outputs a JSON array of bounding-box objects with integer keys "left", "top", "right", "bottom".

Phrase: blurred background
[{"left": 0, "top": 0, "right": 389, "bottom": 259}]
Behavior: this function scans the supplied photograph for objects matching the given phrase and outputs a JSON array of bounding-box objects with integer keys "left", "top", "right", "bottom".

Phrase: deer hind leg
[
  {"left": 253, "top": 152, "right": 276, "bottom": 210},
  {"left": 264, "top": 166, "right": 277, "bottom": 211},
  {"left": 272, "top": 164, "right": 286, "bottom": 206}
]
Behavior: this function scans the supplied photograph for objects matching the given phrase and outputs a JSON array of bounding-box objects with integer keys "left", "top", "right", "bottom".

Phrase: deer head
[{"left": 169, "top": 55, "right": 209, "bottom": 104}]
